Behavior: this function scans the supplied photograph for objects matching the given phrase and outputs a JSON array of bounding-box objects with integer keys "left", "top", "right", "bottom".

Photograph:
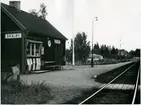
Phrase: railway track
[
  {"left": 78, "top": 61, "right": 140, "bottom": 104},
  {"left": 131, "top": 66, "right": 140, "bottom": 104}
]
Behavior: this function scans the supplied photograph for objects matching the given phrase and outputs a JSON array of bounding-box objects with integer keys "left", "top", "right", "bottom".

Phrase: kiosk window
[{"left": 26, "top": 40, "right": 42, "bottom": 57}]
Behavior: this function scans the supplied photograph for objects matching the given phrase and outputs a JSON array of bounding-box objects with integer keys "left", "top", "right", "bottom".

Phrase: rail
[
  {"left": 131, "top": 66, "right": 140, "bottom": 105},
  {"left": 79, "top": 62, "right": 136, "bottom": 105}
]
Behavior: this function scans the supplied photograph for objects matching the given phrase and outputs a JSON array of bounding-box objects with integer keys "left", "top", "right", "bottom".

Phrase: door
[{"left": 55, "top": 44, "right": 61, "bottom": 65}]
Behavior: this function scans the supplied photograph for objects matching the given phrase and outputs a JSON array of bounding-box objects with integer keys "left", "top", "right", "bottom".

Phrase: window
[{"left": 26, "top": 39, "right": 42, "bottom": 57}]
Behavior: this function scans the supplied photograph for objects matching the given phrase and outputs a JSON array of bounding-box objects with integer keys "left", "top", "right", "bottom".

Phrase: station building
[{"left": 1, "top": 1, "right": 67, "bottom": 74}]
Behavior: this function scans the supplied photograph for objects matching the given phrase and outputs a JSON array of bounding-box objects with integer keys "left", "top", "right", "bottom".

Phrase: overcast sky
[{"left": 1, "top": 0, "right": 141, "bottom": 51}]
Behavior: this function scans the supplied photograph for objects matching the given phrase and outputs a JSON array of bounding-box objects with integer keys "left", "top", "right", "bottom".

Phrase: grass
[
  {"left": 95, "top": 61, "right": 140, "bottom": 84},
  {"left": 84, "top": 89, "right": 135, "bottom": 104},
  {"left": 63, "top": 87, "right": 98, "bottom": 104},
  {"left": 1, "top": 80, "right": 53, "bottom": 104},
  {"left": 95, "top": 62, "right": 136, "bottom": 83}
]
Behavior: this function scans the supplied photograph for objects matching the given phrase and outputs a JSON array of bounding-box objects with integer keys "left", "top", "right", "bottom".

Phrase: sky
[{"left": 1, "top": 0, "right": 141, "bottom": 51}]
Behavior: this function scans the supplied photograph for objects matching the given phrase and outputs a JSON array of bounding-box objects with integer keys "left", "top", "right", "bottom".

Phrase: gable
[{"left": 1, "top": 11, "right": 21, "bottom": 32}]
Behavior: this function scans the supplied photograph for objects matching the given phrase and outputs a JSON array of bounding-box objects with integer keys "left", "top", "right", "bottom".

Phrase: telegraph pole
[
  {"left": 91, "top": 20, "right": 94, "bottom": 67},
  {"left": 72, "top": 0, "right": 75, "bottom": 66},
  {"left": 91, "top": 17, "right": 98, "bottom": 67}
]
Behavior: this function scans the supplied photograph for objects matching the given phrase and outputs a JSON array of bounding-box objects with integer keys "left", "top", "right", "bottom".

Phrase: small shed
[{"left": 1, "top": 1, "right": 67, "bottom": 74}]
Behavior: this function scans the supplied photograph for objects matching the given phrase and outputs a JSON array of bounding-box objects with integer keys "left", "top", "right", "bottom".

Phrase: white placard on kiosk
[
  {"left": 36, "top": 58, "right": 39, "bottom": 70},
  {"left": 29, "top": 59, "right": 33, "bottom": 71},
  {"left": 27, "top": 59, "right": 31, "bottom": 71},
  {"left": 38, "top": 58, "right": 41, "bottom": 70},
  {"left": 32, "top": 58, "right": 36, "bottom": 70}
]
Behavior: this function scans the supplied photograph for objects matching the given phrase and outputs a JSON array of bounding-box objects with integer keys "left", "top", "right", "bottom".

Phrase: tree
[
  {"left": 69, "top": 32, "right": 90, "bottom": 64},
  {"left": 65, "top": 49, "right": 72, "bottom": 63},
  {"left": 29, "top": 9, "right": 39, "bottom": 17},
  {"left": 29, "top": 3, "right": 47, "bottom": 19},
  {"left": 129, "top": 49, "right": 140, "bottom": 57},
  {"left": 100, "top": 45, "right": 111, "bottom": 57},
  {"left": 39, "top": 3, "right": 48, "bottom": 19},
  {"left": 93, "top": 42, "right": 100, "bottom": 54},
  {"left": 111, "top": 46, "right": 118, "bottom": 59},
  {"left": 134, "top": 49, "right": 140, "bottom": 57},
  {"left": 111, "top": 46, "right": 116, "bottom": 54}
]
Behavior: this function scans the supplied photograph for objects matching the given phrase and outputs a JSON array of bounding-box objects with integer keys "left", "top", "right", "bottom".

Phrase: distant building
[
  {"left": 132, "top": 57, "right": 140, "bottom": 61},
  {"left": 118, "top": 49, "right": 128, "bottom": 57},
  {"left": 87, "top": 53, "right": 103, "bottom": 64}
]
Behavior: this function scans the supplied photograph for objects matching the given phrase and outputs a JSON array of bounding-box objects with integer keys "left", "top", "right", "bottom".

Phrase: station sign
[
  {"left": 54, "top": 39, "right": 61, "bottom": 44},
  {"left": 5, "top": 33, "right": 22, "bottom": 39}
]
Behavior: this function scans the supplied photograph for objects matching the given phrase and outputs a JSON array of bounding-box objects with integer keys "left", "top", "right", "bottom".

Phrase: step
[{"left": 30, "top": 70, "right": 49, "bottom": 74}]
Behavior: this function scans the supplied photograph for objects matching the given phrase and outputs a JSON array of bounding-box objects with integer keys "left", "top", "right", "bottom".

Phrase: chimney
[{"left": 9, "top": 1, "right": 21, "bottom": 11}]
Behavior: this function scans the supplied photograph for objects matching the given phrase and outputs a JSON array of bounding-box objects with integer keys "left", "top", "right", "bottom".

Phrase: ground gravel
[{"left": 21, "top": 62, "right": 131, "bottom": 104}]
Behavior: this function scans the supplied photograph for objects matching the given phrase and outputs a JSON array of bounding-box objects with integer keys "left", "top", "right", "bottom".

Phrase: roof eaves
[
  {"left": 45, "top": 20, "right": 68, "bottom": 40},
  {"left": 1, "top": 4, "right": 27, "bottom": 31}
]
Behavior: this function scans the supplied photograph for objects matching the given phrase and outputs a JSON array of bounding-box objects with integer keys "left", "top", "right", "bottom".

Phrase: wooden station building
[{"left": 1, "top": 1, "right": 67, "bottom": 74}]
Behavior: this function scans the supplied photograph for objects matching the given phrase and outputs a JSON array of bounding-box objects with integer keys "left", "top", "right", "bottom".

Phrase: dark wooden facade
[{"left": 1, "top": 3, "right": 67, "bottom": 73}]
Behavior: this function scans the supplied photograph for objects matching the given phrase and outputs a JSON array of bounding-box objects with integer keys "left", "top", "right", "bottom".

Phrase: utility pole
[
  {"left": 72, "top": 34, "right": 75, "bottom": 66},
  {"left": 91, "top": 17, "right": 98, "bottom": 67},
  {"left": 72, "top": 0, "right": 75, "bottom": 66},
  {"left": 91, "top": 20, "right": 94, "bottom": 67},
  {"left": 119, "top": 35, "right": 122, "bottom": 60}
]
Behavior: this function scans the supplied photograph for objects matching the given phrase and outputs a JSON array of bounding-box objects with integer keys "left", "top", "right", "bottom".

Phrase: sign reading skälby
[{"left": 5, "top": 33, "right": 22, "bottom": 39}]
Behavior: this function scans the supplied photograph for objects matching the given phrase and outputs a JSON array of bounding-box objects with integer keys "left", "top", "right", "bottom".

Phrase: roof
[{"left": 1, "top": 3, "right": 67, "bottom": 40}]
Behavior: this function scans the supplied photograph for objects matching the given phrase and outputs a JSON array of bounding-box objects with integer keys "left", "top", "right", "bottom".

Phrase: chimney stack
[{"left": 9, "top": 1, "right": 21, "bottom": 11}]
